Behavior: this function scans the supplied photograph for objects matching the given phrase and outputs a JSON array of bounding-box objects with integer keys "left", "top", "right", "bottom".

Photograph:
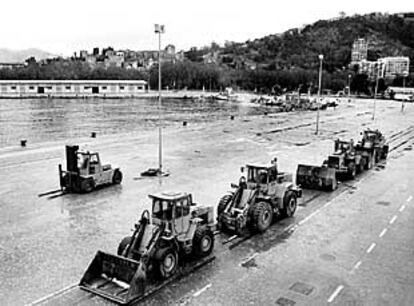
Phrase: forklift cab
[
  {"left": 77, "top": 152, "right": 101, "bottom": 176},
  {"left": 150, "top": 192, "right": 193, "bottom": 237}
]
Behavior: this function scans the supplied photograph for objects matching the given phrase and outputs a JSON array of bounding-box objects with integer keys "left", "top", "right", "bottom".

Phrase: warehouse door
[
  {"left": 92, "top": 86, "right": 99, "bottom": 94},
  {"left": 37, "top": 87, "right": 45, "bottom": 94}
]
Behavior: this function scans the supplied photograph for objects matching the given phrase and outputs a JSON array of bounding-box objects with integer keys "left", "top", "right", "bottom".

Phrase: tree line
[{"left": 0, "top": 59, "right": 411, "bottom": 95}]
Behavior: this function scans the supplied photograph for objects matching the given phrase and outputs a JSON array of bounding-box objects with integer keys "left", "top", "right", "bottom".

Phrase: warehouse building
[{"left": 0, "top": 80, "right": 147, "bottom": 98}]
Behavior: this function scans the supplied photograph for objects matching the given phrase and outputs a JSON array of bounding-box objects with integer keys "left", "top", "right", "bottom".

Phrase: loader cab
[
  {"left": 334, "top": 139, "right": 353, "bottom": 154},
  {"left": 150, "top": 192, "right": 193, "bottom": 236},
  {"left": 245, "top": 163, "right": 278, "bottom": 192}
]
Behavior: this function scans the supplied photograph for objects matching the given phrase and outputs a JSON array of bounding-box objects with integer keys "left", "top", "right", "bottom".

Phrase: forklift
[{"left": 59, "top": 145, "right": 122, "bottom": 193}]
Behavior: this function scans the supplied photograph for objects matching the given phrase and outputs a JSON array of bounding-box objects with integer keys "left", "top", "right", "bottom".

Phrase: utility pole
[
  {"left": 315, "top": 54, "right": 323, "bottom": 135},
  {"left": 155, "top": 24, "right": 165, "bottom": 174},
  {"left": 372, "top": 61, "right": 382, "bottom": 121}
]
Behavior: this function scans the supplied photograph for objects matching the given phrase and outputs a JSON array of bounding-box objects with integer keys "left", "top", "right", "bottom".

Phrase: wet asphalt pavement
[{"left": 0, "top": 97, "right": 413, "bottom": 305}]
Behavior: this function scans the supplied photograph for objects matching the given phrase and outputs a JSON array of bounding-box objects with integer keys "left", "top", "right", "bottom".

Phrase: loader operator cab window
[
  {"left": 268, "top": 167, "right": 277, "bottom": 182},
  {"left": 247, "top": 167, "right": 268, "bottom": 184},
  {"left": 174, "top": 198, "right": 190, "bottom": 218},
  {"left": 152, "top": 199, "right": 173, "bottom": 221}
]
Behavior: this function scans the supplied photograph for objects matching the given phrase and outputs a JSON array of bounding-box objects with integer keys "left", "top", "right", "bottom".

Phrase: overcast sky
[{"left": 0, "top": 0, "right": 412, "bottom": 55}]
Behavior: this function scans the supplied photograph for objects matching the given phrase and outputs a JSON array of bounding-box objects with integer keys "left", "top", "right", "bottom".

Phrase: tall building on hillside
[
  {"left": 351, "top": 38, "right": 368, "bottom": 64},
  {"left": 381, "top": 57, "right": 410, "bottom": 78}
]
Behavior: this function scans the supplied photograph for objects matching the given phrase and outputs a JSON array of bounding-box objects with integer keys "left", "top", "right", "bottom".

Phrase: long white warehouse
[{"left": 0, "top": 80, "right": 147, "bottom": 98}]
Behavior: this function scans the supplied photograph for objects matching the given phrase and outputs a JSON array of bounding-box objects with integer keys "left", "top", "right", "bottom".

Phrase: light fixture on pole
[
  {"left": 315, "top": 54, "right": 323, "bottom": 135},
  {"left": 348, "top": 74, "right": 352, "bottom": 99}
]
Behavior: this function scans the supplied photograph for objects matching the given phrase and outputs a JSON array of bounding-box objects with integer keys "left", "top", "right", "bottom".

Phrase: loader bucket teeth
[
  {"left": 296, "top": 164, "right": 337, "bottom": 190},
  {"left": 79, "top": 251, "right": 145, "bottom": 304}
]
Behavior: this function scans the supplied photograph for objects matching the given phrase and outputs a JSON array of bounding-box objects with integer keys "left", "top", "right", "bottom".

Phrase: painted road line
[
  {"left": 389, "top": 215, "right": 398, "bottom": 225},
  {"left": 379, "top": 228, "right": 388, "bottom": 238},
  {"left": 327, "top": 285, "right": 344, "bottom": 303},
  {"left": 193, "top": 283, "right": 212, "bottom": 297},
  {"left": 407, "top": 195, "right": 412, "bottom": 202},
  {"left": 399, "top": 205, "right": 406, "bottom": 212},
  {"left": 366, "top": 243, "right": 376, "bottom": 254},
  {"left": 240, "top": 252, "right": 259, "bottom": 267},
  {"left": 350, "top": 260, "right": 362, "bottom": 274},
  {"left": 27, "top": 282, "right": 78, "bottom": 306}
]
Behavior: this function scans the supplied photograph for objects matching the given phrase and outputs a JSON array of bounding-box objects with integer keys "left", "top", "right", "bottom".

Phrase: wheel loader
[
  {"left": 296, "top": 139, "right": 364, "bottom": 191},
  {"left": 79, "top": 192, "right": 215, "bottom": 304},
  {"left": 355, "top": 129, "right": 389, "bottom": 169},
  {"left": 58, "top": 145, "right": 122, "bottom": 193},
  {"left": 217, "top": 158, "right": 302, "bottom": 235}
]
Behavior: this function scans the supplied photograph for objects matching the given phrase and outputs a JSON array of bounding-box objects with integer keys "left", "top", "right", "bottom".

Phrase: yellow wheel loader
[
  {"left": 217, "top": 158, "right": 302, "bottom": 235},
  {"left": 79, "top": 192, "right": 215, "bottom": 304},
  {"left": 296, "top": 139, "right": 364, "bottom": 191}
]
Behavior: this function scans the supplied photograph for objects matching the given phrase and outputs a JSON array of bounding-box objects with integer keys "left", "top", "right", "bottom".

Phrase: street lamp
[
  {"left": 372, "top": 60, "right": 382, "bottom": 121},
  {"left": 315, "top": 54, "right": 323, "bottom": 135},
  {"left": 348, "top": 74, "right": 352, "bottom": 99},
  {"left": 155, "top": 24, "right": 165, "bottom": 174}
]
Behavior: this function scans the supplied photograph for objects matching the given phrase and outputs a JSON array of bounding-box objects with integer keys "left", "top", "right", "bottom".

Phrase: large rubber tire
[
  {"left": 374, "top": 149, "right": 380, "bottom": 163},
  {"left": 282, "top": 192, "right": 297, "bottom": 218},
  {"left": 365, "top": 155, "right": 373, "bottom": 170},
  {"left": 217, "top": 194, "right": 232, "bottom": 216},
  {"left": 117, "top": 236, "right": 132, "bottom": 256},
  {"left": 347, "top": 162, "right": 356, "bottom": 179},
  {"left": 250, "top": 202, "right": 273, "bottom": 233},
  {"left": 156, "top": 248, "right": 178, "bottom": 280},
  {"left": 81, "top": 178, "right": 94, "bottom": 193},
  {"left": 112, "top": 169, "right": 123, "bottom": 184},
  {"left": 329, "top": 179, "right": 338, "bottom": 191},
  {"left": 358, "top": 158, "right": 366, "bottom": 173},
  {"left": 193, "top": 227, "right": 215, "bottom": 257}
]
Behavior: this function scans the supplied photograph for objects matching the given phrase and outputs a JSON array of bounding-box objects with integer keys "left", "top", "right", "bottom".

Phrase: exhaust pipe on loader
[{"left": 296, "top": 164, "right": 337, "bottom": 191}]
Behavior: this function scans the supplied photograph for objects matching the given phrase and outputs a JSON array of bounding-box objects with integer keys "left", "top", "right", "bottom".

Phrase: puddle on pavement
[
  {"left": 320, "top": 253, "right": 336, "bottom": 262},
  {"left": 376, "top": 201, "right": 390, "bottom": 206}
]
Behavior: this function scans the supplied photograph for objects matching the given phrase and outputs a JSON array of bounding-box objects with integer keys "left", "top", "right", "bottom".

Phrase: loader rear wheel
[
  {"left": 156, "top": 248, "right": 178, "bottom": 280},
  {"left": 117, "top": 236, "right": 132, "bottom": 256},
  {"left": 282, "top": 192, "right": 297, "bottom": 218},
  {"left": 81, "top": 178, "right": 94, "bottom": 193},
  {"left": 112, "top": 169, "right": 123, "bottom": 184},
  {"left": 193, "top": 227, "right": 214, "bottom": 257},
  {"left": 217, "top": 194, "right": 232, "bottom": 216},
  {"left": 251, "top": 202, "right": 273, "bottom": 232},
  {"left": 348, "top": 162, "right": 356, "bottom": 179}
]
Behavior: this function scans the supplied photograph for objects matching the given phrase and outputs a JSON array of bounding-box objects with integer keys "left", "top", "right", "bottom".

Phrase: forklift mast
[{"left": 66, "top": 145, "right": 79, "bottom": 173}]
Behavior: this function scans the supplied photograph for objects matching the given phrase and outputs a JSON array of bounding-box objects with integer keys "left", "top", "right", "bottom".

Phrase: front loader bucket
[
  {"left": 296, "top": 164, "right": 337, "bottom": 191},
  {"left": 79, "top": 251, "right": 146, "bottom": 305}
]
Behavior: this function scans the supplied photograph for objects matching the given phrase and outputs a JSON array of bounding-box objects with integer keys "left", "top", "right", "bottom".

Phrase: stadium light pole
[
  {"left": 155, "top": 24, "right": 165, "bottom": 174},
  {"left": 315, "top": 54, "right": 324, "bottom": 135}
]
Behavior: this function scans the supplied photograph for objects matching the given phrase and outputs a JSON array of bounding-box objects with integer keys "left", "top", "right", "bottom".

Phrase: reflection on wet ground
[{"left": 0, "top": 98, "right": 268, "bottom": 148}]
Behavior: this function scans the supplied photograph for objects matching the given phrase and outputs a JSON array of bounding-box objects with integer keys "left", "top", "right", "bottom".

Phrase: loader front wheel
[
  {"left": 112, "top": 169, "right": 123, "bottom": 184},
  {"left": 251, "top": 202, "right": 273, "bottom": 232},
  {"left": 193, "top": 227, "right": 214, "bottom": 257},
  {"left": 117, "top": 236, "right": 132, "bottom": 256},
  {"left": 282, "top": 192, "right": 297, "bottom": 218},
  {"left": 157, "top": 248, "right": 178, "bottom": 280},
  {"left": 217, "top": 194, "right": 232, "bottom": 216}
]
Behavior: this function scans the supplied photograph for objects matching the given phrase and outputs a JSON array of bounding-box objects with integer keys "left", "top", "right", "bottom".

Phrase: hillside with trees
[{"left": 1, "top": 12, "right": 413, "bottom": 94}]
